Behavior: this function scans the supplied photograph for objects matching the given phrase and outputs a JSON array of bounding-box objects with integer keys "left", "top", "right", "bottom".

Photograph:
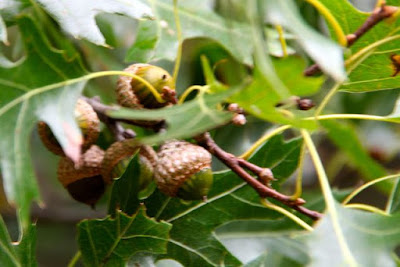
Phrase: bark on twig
[
  {"left": 84, "top": 97, "right": 323, "bottom": 220},
  {"left": 195, "top": 132, "right": 323, "bottom": 220},
  {"left": 82, "top": 96, "right": 136, "bottom": 141}
]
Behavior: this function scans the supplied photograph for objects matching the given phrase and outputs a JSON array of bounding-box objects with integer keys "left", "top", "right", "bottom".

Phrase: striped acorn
[
  {"left": 154, "top": 140, "right": 213, "bottom": 200},
  {"left": 38, "top": 99, "right": 100, "bottom": 156},
  {"left": 57, "top": 145, "right": 106, "bottom": 207},
  {"left": 116, "top": 64, "right": 174, "bottom": 109},
  {"left": 101, "top": 140, "right": 157, "bottom": 190}
]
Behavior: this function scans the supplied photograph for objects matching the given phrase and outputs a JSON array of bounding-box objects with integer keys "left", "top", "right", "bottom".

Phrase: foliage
[{"left": 1, "top": 0, "right": 400, "bottom": 266}]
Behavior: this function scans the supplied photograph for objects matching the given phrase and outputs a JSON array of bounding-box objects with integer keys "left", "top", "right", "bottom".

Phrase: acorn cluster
[{"left": 39, "top": 64, "right": 214, "bottom": 207}]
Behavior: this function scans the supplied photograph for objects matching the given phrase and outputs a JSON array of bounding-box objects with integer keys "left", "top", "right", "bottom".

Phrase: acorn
[
  {"left": 154, "top": 140, "right": 213, "bottom": 200},
  {"left": 57, "top": 145, "right": 105, "bottom": 207},
  {"left": 38, "top": 98, "right": 100, "bottom": 155},
  {"left": 101, "top": 140, "right": 157, "bottom": 190},
  {"left": 116, "top": 64, "right": 174, "bottom": 109}
]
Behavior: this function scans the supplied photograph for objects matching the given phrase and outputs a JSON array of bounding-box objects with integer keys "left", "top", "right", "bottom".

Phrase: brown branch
[
  {"left": 84, "top": 96, "right": 322, "bottom": 220},
  {"left": 195, "top": 132, "right": 323, "bottom": 220},
  {"left": 82, "top": 96, "right": 137, "bottom": 141},
  {"left": 304, "top": 4, "right": 399, "bottom": 76}
]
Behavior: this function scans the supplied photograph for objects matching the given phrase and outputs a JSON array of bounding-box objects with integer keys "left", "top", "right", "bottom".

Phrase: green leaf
[
  {"left": 316, "top": 0, "right": 400, "bottom": 92},
  {"left": 77, "top": 207, "right": 171, "bottom": 267},
  {"left": 14, "top": 225, "right": 37, "bottom": 267},
  {"left": 141, "top": 135, "right": 303, "bottom": 266},
  {"left": 230, "top": 56, "right": 321, "bottom": 127},
  {"left": 263, "top": 0, "right": 346, "bottom": 81},
  {"left": 265, "top": 28, "right": 296, "bottom": 57},
  {"left": 0, "top": 216, "right": 19, "bottom": 267},
  {"left": 222, "top": 236, "right": 307, "bottom": 267},
  {"left": 321, "top": 120, "right": 390, "bottom": 193},
  {"left": 35, "top": 0, "right": 153, "bottom": 47},
  {"left": 215, "top": 189, "right": 351, "bottom": 266},
  {"left": 341, "top": 53, "right": 400, "bottom": 92},
  {"left": 107, "top": 90, "right": 236, "bottom": 145},
  {"left": 127, "top": 0, "right": 253, "bottom": 64},
  {"left": 125, "top": 20, "right": 158, "bottom": 63},
  {"left": 0, "top": 216, "right": 37, "bottom": 267},
  {"left": 0, "top": 15, "right": 7, "bottom": 44},
  {"left": 387, "top": 178, "right": 400, "bottom": 214},
  {"left": 108, "top": 154, "right": 142, "bottom": 217},
  {"left": 386, "top": 96, "right": 400, "bottom": 123},
  {"left": 0, "top": 15, "right": 86, "bottom": 227},
  {"left": 244, "top": 252, "right": 302, "bottom": 267},
  {"left": 0, "top": 0, "right": 27, "bottom": 22},
  {"left": 216, "top": 220, "right": 308, "bottom": 266},
  {"left": 301, "top": 202, "right": 400, "bottom": 267}
]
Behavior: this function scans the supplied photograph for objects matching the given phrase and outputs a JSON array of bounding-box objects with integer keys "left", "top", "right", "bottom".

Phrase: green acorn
[
  {"left": 38, "top": 98, "right": 100, "bottom": 156},
  {"left": 101, "top": 140, "right": 157, "bottom": 190},
  {"left": 116, "top": 64, "right": 174, "bottom": 109},
  {"left": 57, "top": 145, "right": 105, "bottom": 207},
  {"left": 154, "top": 140, "right": 213, "bottom": 200}
]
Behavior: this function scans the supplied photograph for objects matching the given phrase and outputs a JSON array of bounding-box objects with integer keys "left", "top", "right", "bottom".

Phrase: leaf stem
[
  {"left": 342, "top": 173, "right": 400, "bottom": 205},
  {"left": 239, "top": 125, "right": 292, "bottom": 159},
  {"left": 308, "top": 113, "right": 396, "bottom": 123},
  {"left": 178, "top": 85, "right": 208, "bottom": 104},
  {"left": 155, "top": 197, "right": 171, "bottom": 219},
  {"left": 304, "top": 0, "right": 347, "bottom": 46},
  {"left": 67, "top": 251, "right": 81, "bottom": 267},
  {"left": 260, "top": 199, "right": 313, "bottom": 231},
  {"left": 345, "top": 34, "right": 400, "bottom": 67},
  {"left": 275, "top": 25, "right": 288, "bottom": 57},
  {"left": 344, "top": 203, "right": 388, "bottom": 216},
  {"left": 0, "top": 70, "right": 165, "bottom": 118},
  {"left": 200, "top": 55, "right": 217, "bottom": 85},
  {"left": 314, "top": 82, "right": 341, "bottom": 117},
  {"left": 301, "top": 130, "right": 357, "bottom": 266},
  {"left": 291, "top": 142, "right": 306, "bottom": 199},
  {"left": 172, "top": 0, "right": 183, "bottom": 85}
]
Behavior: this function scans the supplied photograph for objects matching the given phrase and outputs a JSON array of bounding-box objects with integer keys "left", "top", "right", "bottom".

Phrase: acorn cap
[
  {"left": 57, "top": 145, "right": 105, "bottom": 206},
  {"left": 154, "top": 140, "right": 213, "bottom": 200},
  {"left": 75, "top": 98, "right": 100, "bottom": 150},
  {"left": 102, "top": 140, "right": 158, "bottom": 189},
  {"left": 116, "top": 64, "right": 174, "bottom": 109},
  {"left": 138, "top": 145, "right": 158, "bottom": 190},
  {"left": 101, "top": 140, "right": 140, "bottom": 184},
  {"left": 38, "top": 121, "right": 64, "bottom": 155},
  {"left": 139, "top": 144, "right": 158, "bottom": 170},
  {"left": 38, "top": 99, "right": 100, "bottom": 155}
]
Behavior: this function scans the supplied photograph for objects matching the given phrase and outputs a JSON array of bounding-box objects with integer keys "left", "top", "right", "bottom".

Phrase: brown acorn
[
  {"left": 57, "top": 145, "right": 105, "bottom": 207},
  {"left": 101, "top": 140, "right": 157, "bottom": 190},
  {"left": 154, "top": 140, "right": 213, "bottom": 200},
  {"left": 116, "top": 64, "right": 174, "bottom": 109},
  {"left": 38, "top": 98, "right": 100, "bottom": 155}
]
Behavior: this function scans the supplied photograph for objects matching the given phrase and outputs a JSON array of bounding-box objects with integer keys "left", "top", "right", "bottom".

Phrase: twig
[
  {"left": 162, "top": 86, "right": 178, "bottom": 105},
  {"left": 195, "top": 132, "right": 323, "bottom": 220},
  {"left": 304, "top": 4, "right": 399, "bottom": 76},
  {"left": 82, "top": 96, "right": 136, "bottom": 141},
  {"left": 84, "top": 96, "right": 322, "bottom": 220}
]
